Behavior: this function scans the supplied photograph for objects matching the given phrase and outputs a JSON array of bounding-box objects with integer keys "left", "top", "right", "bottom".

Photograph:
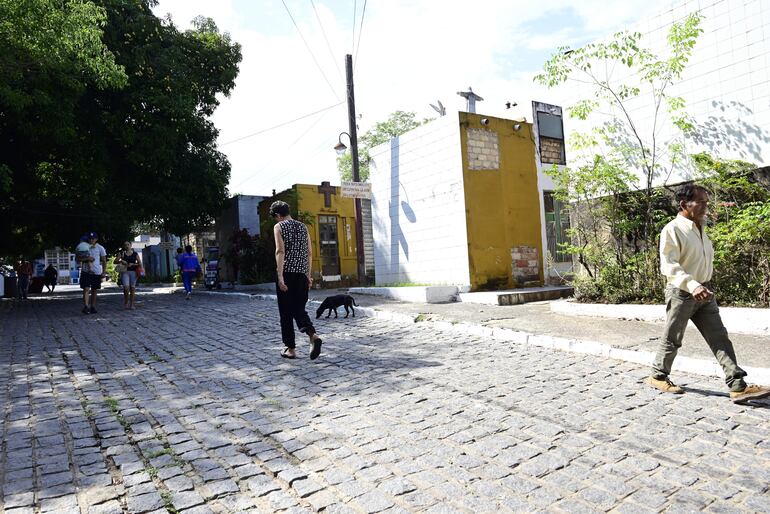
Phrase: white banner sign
[{"left": 341, "top": 181, "right": 372, "bottom": 199}]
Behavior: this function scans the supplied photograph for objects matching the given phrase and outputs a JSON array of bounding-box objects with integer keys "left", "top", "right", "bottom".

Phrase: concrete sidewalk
[{"left": 203, "top": 287, "right": 770, "bottom": 387}]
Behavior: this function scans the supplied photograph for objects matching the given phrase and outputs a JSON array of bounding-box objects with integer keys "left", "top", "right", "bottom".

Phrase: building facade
[
  {"left": 369, "top": 112, "right": 546, "bottom": 291},
  {"left": 259, "top": 183, "right": 360, "bottom": 285}
]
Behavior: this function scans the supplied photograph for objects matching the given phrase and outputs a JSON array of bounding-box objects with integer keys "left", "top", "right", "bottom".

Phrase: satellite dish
[{"left": 430, "top": 100, "right": 446, "bottom": 116}]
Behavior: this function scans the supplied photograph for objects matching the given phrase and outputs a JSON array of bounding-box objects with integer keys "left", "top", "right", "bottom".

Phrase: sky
[{"left": 152, "top": 0, "right": 677, "bottom": 197}]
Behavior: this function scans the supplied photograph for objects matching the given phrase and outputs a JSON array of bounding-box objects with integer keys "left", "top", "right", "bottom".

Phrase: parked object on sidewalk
[
  {"left": 648, "top": 184, "right": 770, "bottom": 404},
  {"left": 204, "top": 247, "right": 221, "bottom": 290},
  {"left": 316, "top": 294, "right": 357, "bottom": 319}
]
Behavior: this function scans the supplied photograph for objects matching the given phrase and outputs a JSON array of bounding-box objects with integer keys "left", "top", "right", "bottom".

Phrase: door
[
  {"left": 543, "top": 192, "right": 571, "bottom": 262},
  {"left": 318, "top": 215, "right": 340, "bottom": 276}
]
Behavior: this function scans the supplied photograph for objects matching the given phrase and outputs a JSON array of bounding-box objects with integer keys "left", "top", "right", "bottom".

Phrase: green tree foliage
[
  {"left": 534, "top": 13, "right": 706, "bottom": 303},
  {"left": 0, "top": 0, "right": 241, "bottom": 258},
  {"left": 337, "top": 111, "right": 429, "bottom": 182}
]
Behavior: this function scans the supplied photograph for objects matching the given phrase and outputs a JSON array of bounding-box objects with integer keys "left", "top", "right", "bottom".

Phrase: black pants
[{"left": 276, "top": 272, "right": 315, "bottom": 348}]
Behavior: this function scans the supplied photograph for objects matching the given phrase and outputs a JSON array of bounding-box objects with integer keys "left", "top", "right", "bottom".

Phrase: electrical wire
[
  {"left": 353, "top": 0, "right": 368, "bottom": 71},
  {"left": 281, "top": 0, "right": 340, "bottom": 101},
  {"left": 219, "top": 101, "right": 344, "bottom": 147},
  {"left": 310, "top": 0, "right": 344, "bottom": 84},
  {"left": 351, "top": 0, "right": 357, "bottom": 55},
  {"left": 230, "top": 104, "right": 341, "bottom": 190}
]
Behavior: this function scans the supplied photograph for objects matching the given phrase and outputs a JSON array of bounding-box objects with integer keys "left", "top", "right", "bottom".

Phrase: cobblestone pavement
[{"left": 2, "top": 293, "right": 770, "bottom": 514}]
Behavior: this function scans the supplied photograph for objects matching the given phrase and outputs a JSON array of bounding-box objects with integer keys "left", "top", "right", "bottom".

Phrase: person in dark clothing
[
  {"left": 15, "top": 258, "right": 32, "bottom": 299},
  {"left": 44, "top": 264, "right": 58, "bottom": 292},
  {"left": 270, "top": 200, "right": 322, "bottom": 360},
  {"left": 114, "top": 241, "right": 141, "bottom": 309}
]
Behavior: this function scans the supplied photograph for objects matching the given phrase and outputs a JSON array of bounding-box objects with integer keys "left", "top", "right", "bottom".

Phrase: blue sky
[{"left": 153, "top": 0, "right": 678, "bottom": 196}]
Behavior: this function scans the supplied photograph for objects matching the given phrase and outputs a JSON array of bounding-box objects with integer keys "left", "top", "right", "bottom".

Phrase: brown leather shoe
[
  {"left": 730, "top": 384, "right": 770, "bottom": 404},
  {"left": 645, "top": 376, "right": 684, "bottom": 394}
]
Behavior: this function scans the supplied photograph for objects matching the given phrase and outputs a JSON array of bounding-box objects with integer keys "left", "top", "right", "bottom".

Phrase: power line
[
  {"left": 281, "top": 0, "right": 340, "bottom": 101},
  {"left": 353, "top": 0, "right": 368, "bottom": 71},
  {"left": 309, "top": 0, "right": 344, "bottom": 84},
  {"left": 231, "top": 104, "right": 340, "bottom": 190},
  {"left": 219, "top": 101, "right": 344, "bottom": 147},
  {"left": 351, "top": 0, "right": 357, "bottom": 55}
]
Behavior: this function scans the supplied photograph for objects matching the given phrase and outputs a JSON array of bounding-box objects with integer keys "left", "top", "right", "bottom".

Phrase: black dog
[{"left": 316, "top": 294, "right": 357, "bottom": 319}]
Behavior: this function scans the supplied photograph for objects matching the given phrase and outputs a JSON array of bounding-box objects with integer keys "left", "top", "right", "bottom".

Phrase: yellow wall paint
[
  {"left": 293, "top": 184, "right": 359, "bottom": 279},
  {"left": 459, "top": 112, "right": 544, "bottom": 290}
]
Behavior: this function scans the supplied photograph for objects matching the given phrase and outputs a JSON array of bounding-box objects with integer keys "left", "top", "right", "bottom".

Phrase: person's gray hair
[{"left": 269, "top": 201, "right": 290, "bottom": 217}]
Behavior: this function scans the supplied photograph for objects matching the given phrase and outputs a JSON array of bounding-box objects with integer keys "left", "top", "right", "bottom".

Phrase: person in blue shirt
[{"left": 180, "top": 245, "right": 201, "bottom": 299}]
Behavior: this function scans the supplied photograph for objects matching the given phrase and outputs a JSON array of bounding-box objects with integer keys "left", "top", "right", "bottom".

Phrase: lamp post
[{"left": 337, "top": 53, "right": 366, "bottom": 284}]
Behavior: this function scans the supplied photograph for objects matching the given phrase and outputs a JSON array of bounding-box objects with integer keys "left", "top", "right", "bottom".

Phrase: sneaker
[
  {"left": 309, "top": 333, "right": 323, "bottom": 360},
  {"left": 186, "top": 292, "right": 191, "bottom": 300},
  {"left": 645, "top": 376, "right": 684, "bottom": 394},
  {"left": 730, "top": 385, "right": 770, "bottom": 404},
  {"left": 82, "top": 306, "right": 90, "bottom": 314},
  {"left": 89, "top": 307, "right": 97, "bottom": 314}
]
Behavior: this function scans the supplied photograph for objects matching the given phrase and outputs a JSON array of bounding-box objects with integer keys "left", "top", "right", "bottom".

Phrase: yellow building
[
  {"left": 460, "top": 112, "right": 544, "bottom": 289},
  {"left": 259, "top": 182, "right": 359, "bottom": 284}
]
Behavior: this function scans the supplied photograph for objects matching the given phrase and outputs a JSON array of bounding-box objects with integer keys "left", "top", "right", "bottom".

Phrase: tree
[
  {"left": 0, "top": 0, "right": 241, "bottom": 258},
  {"left": 533, "top": 13, "right": 704, "bottom": 303},
  {"left": 337, "top": 111, "right": 429, "bottom": 182}
]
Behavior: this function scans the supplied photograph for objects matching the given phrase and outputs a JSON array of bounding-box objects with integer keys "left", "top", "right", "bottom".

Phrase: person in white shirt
[
  {"left": 646, "top": 184, "right": 770, "bottom": 404},
  {"left": 77, "top": 232, "right": 107, "bottom": 315}
]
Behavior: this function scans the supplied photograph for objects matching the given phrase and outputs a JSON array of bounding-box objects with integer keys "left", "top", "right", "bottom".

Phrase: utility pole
[{"left": 346, "top": 54, "right": 366, "bottom": 285}]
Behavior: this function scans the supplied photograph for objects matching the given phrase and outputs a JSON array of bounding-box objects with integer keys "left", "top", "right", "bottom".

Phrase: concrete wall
[
  {"left": 238, "top": 196, "right": 262, "bottom": 236},
  {"left": 369, "top": 115, "right": 470, "bottom": 286},
  {"left": 459, "top": 113, "right": 544, "bottom": 290}
]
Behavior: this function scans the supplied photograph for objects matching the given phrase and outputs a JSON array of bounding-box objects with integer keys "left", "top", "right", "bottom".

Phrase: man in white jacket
[{"left": 646, "top": 184, "right": 770, "bottom": 404}]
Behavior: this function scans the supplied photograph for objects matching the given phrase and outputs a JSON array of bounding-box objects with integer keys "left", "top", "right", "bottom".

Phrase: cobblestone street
[{"left": 2, "top": 292, "right": 770, "bottom": 513}]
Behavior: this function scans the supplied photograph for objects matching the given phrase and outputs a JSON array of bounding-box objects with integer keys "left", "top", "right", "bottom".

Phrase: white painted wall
[
  {"left": 561, "top": 0, "right": 770, "bottom": 185},
  {"left": 369, "top": 114, "right": 470, "bottom": 286}
]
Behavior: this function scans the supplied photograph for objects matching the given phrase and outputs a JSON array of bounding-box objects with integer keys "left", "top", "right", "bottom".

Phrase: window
[{"left": 533, "top": 102, "right": 566, "bottom": 165}]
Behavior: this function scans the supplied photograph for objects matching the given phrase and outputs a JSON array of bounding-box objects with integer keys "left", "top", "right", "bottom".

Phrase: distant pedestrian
[
  {"left": 646, "top": 184, "right": 770, "bottom": 404},
  {"left": 77, "top": 232, "right": 107, "bottom": 314},
  {"left": 44, "top": 264, "right": 58, "bottom": 293},
  {"left": 270, "top": 200, "right": 322, "bottom": 360},
  {"left": 14, "top": 258, "right": 32, "bottom": 300},
  {"left": 114, "top": 241, "right": 141, "bottom": 309},
  {"left": 175, "top": 247, "right": 184, "bottom": 273},
  {"left": 179, "top": 245, "right": 201, "bottom": 299}
]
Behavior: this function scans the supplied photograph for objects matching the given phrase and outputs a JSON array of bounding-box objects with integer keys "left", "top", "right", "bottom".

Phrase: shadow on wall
[
  {"left": 389, "top": 138, "right": 408, "bottom": 266},
  {"left": 398, "top": 182, "right": 417, "bottom": 223},
  {"left": 591, "top": 99, "right": 768, "bottom": 182},
  {"left": 688, "top": 100, "right": 770, "bottom": 164}
]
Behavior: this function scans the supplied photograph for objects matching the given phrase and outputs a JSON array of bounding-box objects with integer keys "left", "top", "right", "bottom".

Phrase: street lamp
[{"left": 334, "top": 133, "right": 349, "bottom": 155}]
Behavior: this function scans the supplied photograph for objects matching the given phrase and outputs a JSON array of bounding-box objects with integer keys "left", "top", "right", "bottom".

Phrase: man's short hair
[
  {"left": 269, "top": 201, "right": 290, "bottom": 217},
  {"left": 185, "top": 245, "right": 192, "bottom": 253},
  {"left": 675, "top": 183, "right": 709, "bottom": 208}
]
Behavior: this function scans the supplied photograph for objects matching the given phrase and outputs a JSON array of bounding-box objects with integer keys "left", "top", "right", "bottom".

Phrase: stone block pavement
[{"left": 2, "top": 292, "right": 770, "bottom": 513}]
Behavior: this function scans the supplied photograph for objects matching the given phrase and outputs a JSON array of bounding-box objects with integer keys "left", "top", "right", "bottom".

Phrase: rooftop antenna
[
  {"left": 429, "top": 100, "right": 446, "bottom": 116},
  {"left": 457, "top": 86, "right": 484, "bottom": 113}
]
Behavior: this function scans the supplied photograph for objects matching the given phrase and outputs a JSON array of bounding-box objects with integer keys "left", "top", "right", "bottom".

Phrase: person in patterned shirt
[{"left": 270, "top": 200, "right": 323, "bottom": 360}]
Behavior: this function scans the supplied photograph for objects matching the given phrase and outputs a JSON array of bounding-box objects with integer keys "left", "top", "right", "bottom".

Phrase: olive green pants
[{"left": 652, "top": 286, "right": 747, "bottom": 392}]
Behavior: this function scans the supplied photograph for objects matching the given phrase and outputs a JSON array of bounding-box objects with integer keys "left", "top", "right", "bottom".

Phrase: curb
[{"left": 199, "top": 290, "right": 770, "bottom": 386}]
